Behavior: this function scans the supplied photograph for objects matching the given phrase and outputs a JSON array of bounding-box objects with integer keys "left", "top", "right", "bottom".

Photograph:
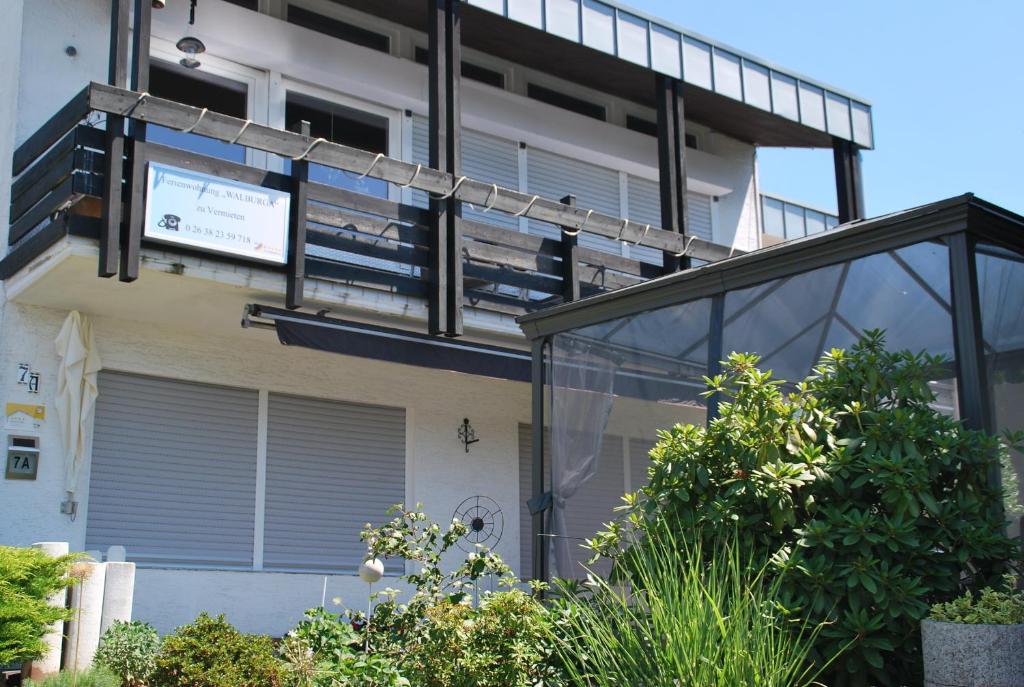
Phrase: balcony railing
[
  {"left": 761, "top": 193, "right": 840, "bottom": 242},
  {"left": 5, "top": 83, "right": 736, "bottom": 328}
]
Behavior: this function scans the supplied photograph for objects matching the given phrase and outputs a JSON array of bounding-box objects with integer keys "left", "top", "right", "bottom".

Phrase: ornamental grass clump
[
  {"left": 590, "top": 330, "right": 1022, "bottom": 687},
  {"left": 549, "top": 526, "right": 828, "bottom": 687}
]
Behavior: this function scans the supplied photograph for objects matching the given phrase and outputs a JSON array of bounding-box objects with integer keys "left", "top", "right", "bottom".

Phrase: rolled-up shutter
[
  {"left": 627, "top": 175, "right": 715, "bottom": 264},
  {"left": 527, "top": 148, "right": 621, "bottom": 256},
  {"left": 263, "top": 393, "right": 405, "bottom": 573},
  {"left": 411, "top": 116, "right": 519, "bottom": 231},
  {"left": 86, "top": 372, "right": 258, "bottom": 567},
  {"left": 518, "top": 424, "right": 625, "bottom": 579}
]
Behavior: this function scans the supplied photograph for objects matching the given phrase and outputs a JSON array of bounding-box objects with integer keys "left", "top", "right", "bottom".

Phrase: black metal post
[
  {"left": 428, "top": 0, "right": 463, "bottom": 336},
  {"left": 530, "top": 336, "right": 549, "bottom": 584},
  {"left": 120, "top": 0, "right": 151, "bottom": 282},
  {"left": 705, "top": 293, "right": 725, "bottom": 421},
  {"left": 100, "top": 0, "right": 131, "bottom": 278},
  {"left": 948, "top": 231, "right": 1003, "bottom": 525},
  {"left": 559, "top": 194, "right": 580, "bottom": 303},
  {"left": 287, "top": 120, "right": 310, "bottom": 309},
  {"left": 656, "top": 75, "right": 689, "bottom": 274},
  {"left": 833, "top": 138, "right": 865, "bottom": 224}
]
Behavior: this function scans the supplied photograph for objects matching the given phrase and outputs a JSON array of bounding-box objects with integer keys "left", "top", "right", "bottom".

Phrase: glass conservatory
[{"left": 517, "top": 194, "right": 1024, "bottom": 581}]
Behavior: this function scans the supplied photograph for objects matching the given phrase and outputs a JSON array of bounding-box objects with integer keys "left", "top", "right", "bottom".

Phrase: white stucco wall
[{"left": 0, "top": 257, "right": 692, "bottom": 635}]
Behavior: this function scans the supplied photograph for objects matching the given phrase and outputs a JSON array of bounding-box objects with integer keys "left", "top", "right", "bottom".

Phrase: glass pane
[
  {"left": 148, "top": 62, "right": 248, "bottom": 164},
  {"left": 722, "top": 241, "right": 956, "bottom": 388},
  {"left": 975, "top": 243, "right": 1024, "bottom": 538},
  {"left": 783, "top": 203, "right": 806, "bottom": 240},
  {"left": 762, "top": 196, "right": 785, "bottom": 236},
  {"left": 283, "top": 93, "right": 389, "bottom": 199},
  {"left": 548, "top": 298, "right": 712, "bottom": 578}
]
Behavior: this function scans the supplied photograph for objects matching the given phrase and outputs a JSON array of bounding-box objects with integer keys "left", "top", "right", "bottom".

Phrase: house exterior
[{"left": 0, "top": 0, "right": 870, "bottom": 635}]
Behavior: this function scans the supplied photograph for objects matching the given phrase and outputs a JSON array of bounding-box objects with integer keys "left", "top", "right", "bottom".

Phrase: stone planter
[{"left": 922, "top": 618, "right": 1024, "bottom": 687}]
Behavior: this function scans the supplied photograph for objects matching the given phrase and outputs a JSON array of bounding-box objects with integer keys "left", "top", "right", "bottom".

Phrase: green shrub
[
  {"left": 336, "top": 505, "right": 561, "bottom": 686},
  {"left": 930, "top": 575, "right": 1024, "bottom": 624},
  {"left": 593, "top": 331, "right": 1022, "bottom": 686},
  {"left": 0, "top": 546, "right": 82, "bottom": 665},
  {"left": 551, "top": 526, "right": 828, "bottom": 686},
  {"left": 94, "top": 620, "right": 161, "bottom": 687},
  {"left": 24, "top": 666, "right": 121, "bottom": 687},
  {"left": 280, "top": 608, "right": 406, "bottom": 687},
  {"left": 151, "top": 613, "right": 280, "bottom": 687}
]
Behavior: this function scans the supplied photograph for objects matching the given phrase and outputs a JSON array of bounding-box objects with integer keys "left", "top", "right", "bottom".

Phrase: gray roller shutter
[
  {"left": 518, "top": 425, "right": 625, "bottom": 579},
  {"left": 411, "top": 116, "right": 519, "bottom": 230},
  {"left": 527, "top": 148, "right": 621, "bottom": 256},
  {"left": 86, "top": 372, "right": 258, "bottom": 567},
  {"left": 627, "top": 175, "right": 714, "bottom": 264},
  {"left": 263, "top": 394, "right": 405, "bottom": 573}
]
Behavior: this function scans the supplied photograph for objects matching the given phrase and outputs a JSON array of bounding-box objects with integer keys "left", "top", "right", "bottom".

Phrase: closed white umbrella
[{"left": 55, "top": 311, "right": 102, "bottom": 506}]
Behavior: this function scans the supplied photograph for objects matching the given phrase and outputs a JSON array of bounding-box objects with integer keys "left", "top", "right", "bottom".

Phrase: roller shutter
[
  {"left": 85, "top": 372, "right": 258, "bottom": 567},
  {"left": 410, "top": 116, "right": 520, "bottom": 230},
  {"left": 627, "top": 175, "right": 715, "bottom": 264},
  {"left": 629, "top": 437, "right": 656, "bottom": 492},
  {"left": 263, "top": 393, "right": 406, "bottom": 573},
  {"left": 526, "top": 148, "right": 621, "bottom": 257}
]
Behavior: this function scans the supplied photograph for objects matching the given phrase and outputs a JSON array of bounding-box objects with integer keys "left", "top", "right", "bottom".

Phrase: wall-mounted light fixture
[
  {"left": 176, "top": 0, "right": 205, "bottom": 69},
  {"left": 153, "top": 0, "right": 167, "bottom": 9},
  {"left": 458, "top": 418, "right": 479, "bottom": 453}
]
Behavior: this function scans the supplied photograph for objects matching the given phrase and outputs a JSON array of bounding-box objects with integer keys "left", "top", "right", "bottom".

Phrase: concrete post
[
  {"left": 28, "top": 542, "right": 69, "bottom": 680},
  {"left": 99, "top": 561, "right": 135, "bottom": 636},
  {"left": 64, "top": 560, "right": 107, "bottom": 672}
]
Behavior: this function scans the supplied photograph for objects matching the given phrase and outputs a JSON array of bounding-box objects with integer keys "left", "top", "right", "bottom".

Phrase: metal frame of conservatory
[{"left": 517, "top": 193, "right": 1024, "bottom": 581}]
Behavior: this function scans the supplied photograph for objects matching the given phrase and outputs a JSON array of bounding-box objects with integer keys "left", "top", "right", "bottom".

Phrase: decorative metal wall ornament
[
  {"left": 457, "top": 417, "right": 479, "bottom": 453},
  {"left": 452, "top": 495, "right": 503, "bottom": 553}
]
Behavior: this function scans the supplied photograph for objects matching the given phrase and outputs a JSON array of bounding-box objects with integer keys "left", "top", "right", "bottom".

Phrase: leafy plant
[
  {"left": 0, "top": 546, "right": 83, "bottom": 665},
  {"left": 593, "top": 331, "right": 1022, "bottom": 687},
  {"left": 94, "top": 620, "right": 161, "bottom": 687},
  {"left": 929, "top": 575, "right": 1024, "bottom": 624},
  {"left": 23, "top": 666, "right": 121, "bottom": 687},
  {"left": 280, "top": 608, "right": 406, "bottom": 687},
  {"left": 346, "top": 505, "right": 562, "bottom": 687},
  {"left": 151, "top": 612, "right": 281, "bottom": 687},
  {"left": 551, "top": 525, "right": 829, "bottom": 686}
]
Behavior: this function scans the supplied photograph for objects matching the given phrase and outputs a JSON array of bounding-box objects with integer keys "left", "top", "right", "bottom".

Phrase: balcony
[{"left": 4, "top": 83, "right": 736, "bottom": 335}]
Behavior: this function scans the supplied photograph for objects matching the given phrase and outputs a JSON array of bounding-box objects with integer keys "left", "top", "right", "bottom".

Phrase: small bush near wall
[
  {"left": 592, "top": 331, "right": 1023, "bottom": 687},
  {"left": 94, "top": 620, "right": 161, "bottom": 687},
  {"left": 151, "top": 613, "right": 281, "bottom": 687},
  {"left": 0, "top": 546, "right": 81, "bottom": 665}
]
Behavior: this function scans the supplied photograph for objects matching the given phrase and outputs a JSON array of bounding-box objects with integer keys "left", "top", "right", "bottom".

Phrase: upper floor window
[
  {"left": 412, "top": 47, "right": 506, "bottom": 89},
  {"left": 284, "top": 92, "right": 389, "bottom": 198},
  {"left": 287, "top": 4, "right": 390, "bottom": 53},
  {"left": 526, "top": 83, "right": 606, "bottom": 121},
  {"left": 222, "top": 0, "right": 258, "bottom": 9},
  {"left": 147, "top": 62, "right": 248, "bottom": 163}
]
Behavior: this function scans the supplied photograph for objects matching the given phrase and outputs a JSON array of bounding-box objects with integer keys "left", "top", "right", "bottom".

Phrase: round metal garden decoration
[{"left": 452, "top": 495, "right": 504, "bottom": 553}]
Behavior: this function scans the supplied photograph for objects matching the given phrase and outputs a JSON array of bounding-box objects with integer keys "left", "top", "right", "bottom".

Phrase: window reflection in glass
[
  {"left": 975, "top": 242, "right": 1024, "bottom": 538},
  {"left": 147, "top": 62, "right": 248, "bottom": 164}
]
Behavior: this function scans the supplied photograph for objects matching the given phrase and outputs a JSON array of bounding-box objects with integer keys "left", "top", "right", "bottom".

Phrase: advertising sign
[{"left": 144, "top": 162, "right": 290, "bottom": 264}]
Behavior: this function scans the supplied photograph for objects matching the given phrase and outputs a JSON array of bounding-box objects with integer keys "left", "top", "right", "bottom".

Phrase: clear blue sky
[{"left": 625, "top": 0, "right": 1024, "bottom": 217}]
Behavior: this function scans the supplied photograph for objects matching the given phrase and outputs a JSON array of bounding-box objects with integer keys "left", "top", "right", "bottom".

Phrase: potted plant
[{"left": 922, "top": 575, "right": 1024, "bottom": 687}]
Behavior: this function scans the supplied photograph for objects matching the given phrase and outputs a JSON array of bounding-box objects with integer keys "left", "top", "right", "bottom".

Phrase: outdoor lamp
[
  {"left": 176, "top": 36, "right": 205, "bottom": 69},
  {"left": 152, "top": 0, "right": 166, "bottom": 8},
  {"left": 177, "top": 0, "right": 204, "bottom": 69}
]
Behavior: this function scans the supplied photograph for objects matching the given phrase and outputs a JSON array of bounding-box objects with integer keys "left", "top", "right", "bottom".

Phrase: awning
[{"left": 243, "top": 304, "right": 531, "bottom": 382}]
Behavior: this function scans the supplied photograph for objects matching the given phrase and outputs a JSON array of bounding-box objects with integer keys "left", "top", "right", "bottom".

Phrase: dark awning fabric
[{"left": 247, "top": 305, "right": 531, "bottom": 382}]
